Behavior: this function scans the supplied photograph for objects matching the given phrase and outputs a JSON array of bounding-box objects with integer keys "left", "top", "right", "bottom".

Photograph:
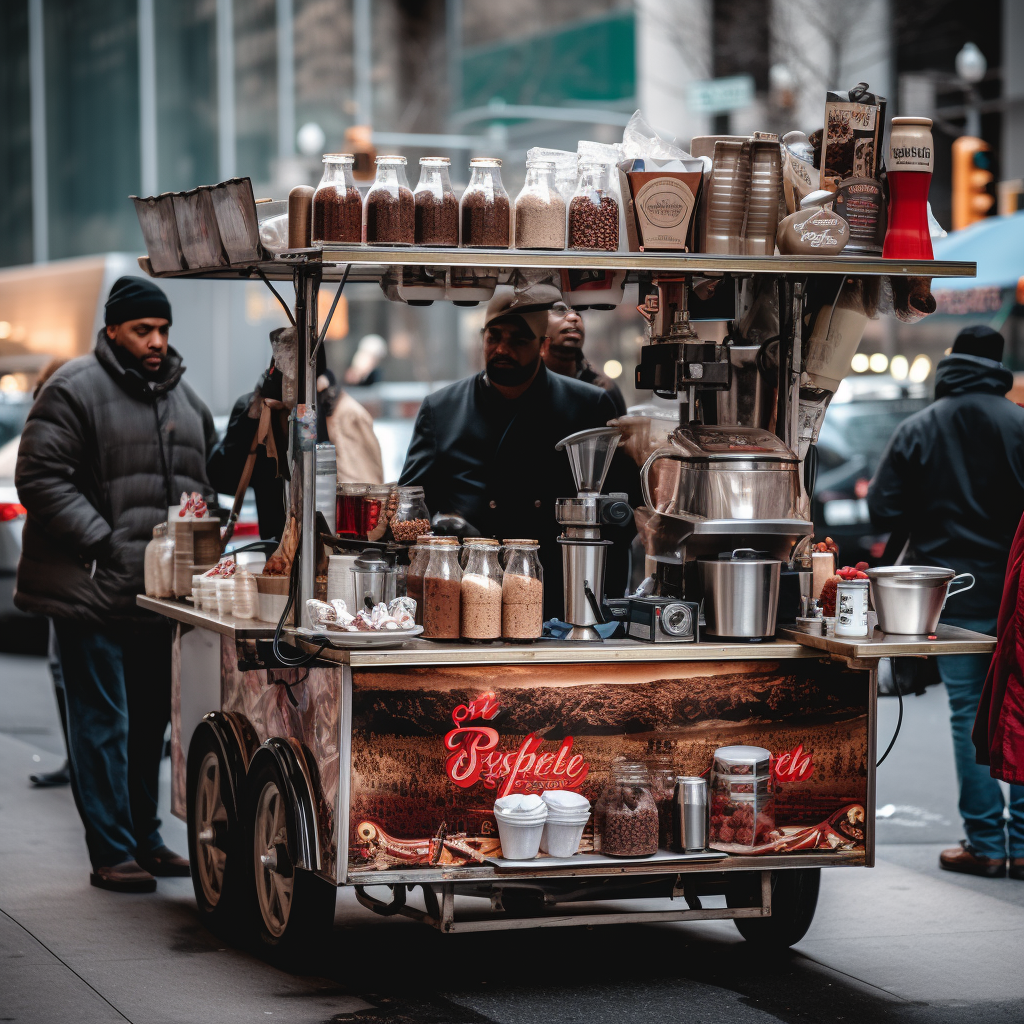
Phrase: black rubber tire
[
  {"left": 730, "top": 868, "right": 821, "bottom": 947},
  {"left": 185, "top": 720, "right": 246, "bottom": 939},
  {"left": 241, "top": 753, "right": 336, "bottom": 962}
]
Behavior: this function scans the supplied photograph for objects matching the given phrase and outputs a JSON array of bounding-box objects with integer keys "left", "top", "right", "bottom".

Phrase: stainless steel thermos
[{"left": 672, "top": 775, "right": 708, "bottom": 852}]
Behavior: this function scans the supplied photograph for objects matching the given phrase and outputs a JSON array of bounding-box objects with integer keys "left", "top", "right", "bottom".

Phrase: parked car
[{"left": 811, "top": 376, "right": 930, "bottom": 567}]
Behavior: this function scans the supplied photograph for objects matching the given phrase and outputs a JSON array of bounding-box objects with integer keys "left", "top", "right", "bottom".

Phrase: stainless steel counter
[{"left": 140, "top": 595, "right": 995, "bottom": 667}]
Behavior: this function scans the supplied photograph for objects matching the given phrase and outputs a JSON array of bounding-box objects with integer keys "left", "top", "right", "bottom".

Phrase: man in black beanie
[
  {"left": 15, "top": 276, "right": 217, "bottom": 893},
  {"left": 869, "top": 325, "right": 1024, "bottom": 879}
]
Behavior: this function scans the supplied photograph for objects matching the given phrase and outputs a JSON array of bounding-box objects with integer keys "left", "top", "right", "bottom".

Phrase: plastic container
[
  {"left": 144, "top": 522, "right": 175, "bottom": 598},
  {"left": 232, "top": 569, "right": 258, "bottom": 619},
  {"left": 460, "top": 158, "right": 510, "bottom": 248},
  {"left": 390, "top": 485, "right": 431, "bottom": 543},
  {"left": 709, "top": 745, "right": 775, "bottom": 850},
  {"left": 647, "top": 753, "right": 677, "bottom": 850},
  {"left": 514, "top": 160, "right": 566, "bottom": 249},
  {"left": 413, "top": 157, "right": 459, "bottom": 246},
  {"left": 594, "top": 761, "right": 659, "bottom": 857},
  {"left": 365, "top": 156, "right": 414, "bottom": 245},
  {"left": 569, "top": 162, "right": 619, "bottom": 251},
  {"left": 362, "top": 484, "right": 393, "bottom": 541},
  {"left": 422, "top": 537, "right": 461, "bottom": 639},
  {"left": 539, "top": 790, "right": 591, "bottom": 858},
  {"left": 312, "top": 154, "right": 362, "bottom": 244},
  {"left": 461, "top": 538, "right": 503, "bottom": 640},
  {"left": 216, "top": 576, "right": 236, "bottom": 618},
  {"left": 493, "top": 794, "right": 547, "bottom": 860},
  {"left": 501, "top": 539, "right": 544, "bottom": 640}
]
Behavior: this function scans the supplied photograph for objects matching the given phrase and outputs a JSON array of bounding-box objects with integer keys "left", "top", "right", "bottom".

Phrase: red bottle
[{"left": 883, "top": 117, "right": 934, "bottom": 260}]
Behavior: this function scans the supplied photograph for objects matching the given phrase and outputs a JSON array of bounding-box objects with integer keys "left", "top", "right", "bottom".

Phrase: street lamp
[{"left": 955, "top": 43, "right": 987, "bottom": 137}]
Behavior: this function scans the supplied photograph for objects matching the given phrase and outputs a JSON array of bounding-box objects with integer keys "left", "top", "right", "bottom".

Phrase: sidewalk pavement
[{"left": 2, "top": 653, "right": 1023, "bottom": 1023}]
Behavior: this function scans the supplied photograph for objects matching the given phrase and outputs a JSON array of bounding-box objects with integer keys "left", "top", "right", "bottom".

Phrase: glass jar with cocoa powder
[
  {"left": 501, "top": 539, "right": 544, "bottom": 640},
  {"left": 422, "top": 537, "right": 462, "bottom": 639},
  {"left": 461, "top": 538, "right": 503, "bottom": 640}
]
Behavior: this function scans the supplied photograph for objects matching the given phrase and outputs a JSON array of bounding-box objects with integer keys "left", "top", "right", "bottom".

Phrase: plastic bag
[
  {"left": 620, "top": 110, "right": 702, "bottom": 170},
  {"left": 525, "top": 147, "right": 577, "bottom": 203}
]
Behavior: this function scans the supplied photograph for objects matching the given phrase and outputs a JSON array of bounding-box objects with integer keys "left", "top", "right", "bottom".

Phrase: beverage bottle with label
[{"left": 882, "top": 117, "right": 934, "bottom": 260}]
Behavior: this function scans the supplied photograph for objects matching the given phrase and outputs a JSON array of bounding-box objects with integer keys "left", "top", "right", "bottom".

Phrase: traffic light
[{"left": 952, "top": 136, "right": 994, "bottom": 230}]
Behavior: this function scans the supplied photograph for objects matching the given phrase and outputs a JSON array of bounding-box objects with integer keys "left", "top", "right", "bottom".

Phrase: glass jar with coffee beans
[
  {"left": 594, "top": 761, "right": 659, "bottom": 857},
  {"left": 312, "top": 154, "right": 362, "bottom": 244},
  {"left": 460, "top": 158, "right": 510, "bottom": 248},
  {"left": 390, "top": 486, "right": 431, "bottom": 544},
  {"left": 413, "top": 157, "right": 459, "bottom": 246},
  {"left": 568, "top": 162, "right": 619, "bottom": 251},
  {"left": 365, "top": 155, "right": 414, "bottom": 245}
]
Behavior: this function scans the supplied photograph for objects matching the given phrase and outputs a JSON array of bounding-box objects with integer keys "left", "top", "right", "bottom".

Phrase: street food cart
[{"left": 136, "top": 231, "right": 991, "bottom": 963}]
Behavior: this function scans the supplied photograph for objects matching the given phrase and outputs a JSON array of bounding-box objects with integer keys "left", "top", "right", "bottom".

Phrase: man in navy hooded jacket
[{"left": 868, "top": 325, "right": 1024, "bottom": 880}]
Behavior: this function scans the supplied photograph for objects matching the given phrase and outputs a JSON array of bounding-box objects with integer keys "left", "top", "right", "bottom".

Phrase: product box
[{"left": 618, "top": 162, "right": 704, "bottom": 252}]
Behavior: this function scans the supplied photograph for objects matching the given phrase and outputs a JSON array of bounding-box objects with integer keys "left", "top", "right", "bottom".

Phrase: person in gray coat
[{"left": 15, "top": 277, "right": 217, "bottom": 893}]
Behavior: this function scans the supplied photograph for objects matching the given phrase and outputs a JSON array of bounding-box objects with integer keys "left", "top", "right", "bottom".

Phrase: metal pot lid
[
  {"left": 716, "top": 548, "right": 771, "bottom": 561},
  {"left": 866, "top": 565, "right": 955, "bottom": 585},
  {"left": 713, "top": 744, "right": 771, "bottom": 776},
  {"left": 670, "top": 425, "right": 798, "bottom": 463},
  {"left": 354, "top": 548, "right": 391, "bottom": 572}
]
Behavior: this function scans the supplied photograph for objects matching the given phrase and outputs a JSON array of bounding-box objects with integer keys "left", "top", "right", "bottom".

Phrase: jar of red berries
[{"left": 709, "top": 745, "right": 775, "bottom": 851}]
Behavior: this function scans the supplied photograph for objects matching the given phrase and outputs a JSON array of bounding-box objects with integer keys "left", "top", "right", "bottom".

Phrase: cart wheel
[
  {"left": 186, "top": 716, "right": 249, "bottom": 938},
  {"left": 242, "top": 748, "right": 336, "bottom": 960},
  {"left": 729, "top": 869, "right": 820, "bottom": 948}
]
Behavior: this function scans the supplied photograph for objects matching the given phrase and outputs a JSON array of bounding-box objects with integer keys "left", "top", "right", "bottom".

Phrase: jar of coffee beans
[
  {"left": 365, "top": 155, "right": 414, "bottom": 246},
  {"left": 568, "top": 162, "right": 619, "bottom": 251},
  {"left": 390, "top": 486, "right": 431, "bottom": 544},
  {"left": 312, "top": 154, "right": 362, "bottom": 244},
  {"left": 460, "top": 158, "right": 510, "bottom": 248},
  {"left": 594, "top": 761, "right": 659, "bottom": 857},
  {"left": 413, "top": 157, "right": 459, "bottom": 246},
  {"left": 514, "top": 160, "right": 566, "bottom": 250}
]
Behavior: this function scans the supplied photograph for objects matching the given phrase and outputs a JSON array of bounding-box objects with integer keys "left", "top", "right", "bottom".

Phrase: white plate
[{"left": 294, "top": 625, "right": 423, "bottom": 647}]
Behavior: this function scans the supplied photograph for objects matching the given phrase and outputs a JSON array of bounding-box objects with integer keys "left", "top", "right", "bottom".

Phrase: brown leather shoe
[
  {"left": 939, "top": 840, "right": 1006, "bottom": 878},
  {"left": 1009, "top": 858, "right": 1024, "bottom": 881},
  {"left": 90, "top": 860, "right": 157, "bottom": 893},
  {"left": 137, "top": 845, "right": 190, "bottom": 877}
]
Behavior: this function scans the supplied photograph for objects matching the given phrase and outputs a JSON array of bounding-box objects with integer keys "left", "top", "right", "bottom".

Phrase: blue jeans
[
  {"left": 939, "top": 616, "right": 1024, "bottom": 859},
  {"left": 53, "top": 619, "right": 172, "bottom": 869}
]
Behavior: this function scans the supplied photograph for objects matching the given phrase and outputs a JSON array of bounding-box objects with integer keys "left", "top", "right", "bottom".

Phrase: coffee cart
[{"left": 137, "top": 241, "right": 991, "bottom": 962}]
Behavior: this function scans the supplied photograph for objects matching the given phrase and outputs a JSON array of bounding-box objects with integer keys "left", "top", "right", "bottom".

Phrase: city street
[{"left": 1, "top": 651, "right": 1022, "bottom": 1024}]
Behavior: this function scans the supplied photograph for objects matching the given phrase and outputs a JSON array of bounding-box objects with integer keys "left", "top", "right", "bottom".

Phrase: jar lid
[
  {"left": 432, "top": 537, "right": 460, "bottom": 546},
  {"left": 465, "top": 537, "right": 500, "bottom": 546},
  {"left": 366, "top": 485, "right": 392, "bottom": 497},
  {"left": 376, "top": 154, "right": 407, "bottom": 164},
  {"left": 502, "top": 538, "right": 538, "bottom": 546},
  {"left": 891, "top": 116, "right": 933, "bottom": 126},
  {"left": 399, "top": 484, "right": 425, "bottom": 495},
  {"left": 340, "top": 482, "right": 369, "bottom": 494},
  {"left": 420, "top": 156, "right": 450, "bottom": 164},
  {"left": 713, "top": 745, "right": 771, "bottom": 776},
  {"left": 470, "top": 157, "right": 502, "bottom": 166},
  {"left": 415, "top": 534, "right": 437, "bottom": 544},
  {"left": 322, "top": 153, "right": 354, "bottom": 162}
]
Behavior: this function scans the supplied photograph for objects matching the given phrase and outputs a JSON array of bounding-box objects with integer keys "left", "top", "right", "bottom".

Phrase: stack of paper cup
[
  {"left": 327, "top": 554, "right": 358, "bottom": 610},
  {"left": 493, "top": 794, "right": 547, "bottom": 860},
  {"left": 539, "top": 790, "right": 591, "bottom": 858}
]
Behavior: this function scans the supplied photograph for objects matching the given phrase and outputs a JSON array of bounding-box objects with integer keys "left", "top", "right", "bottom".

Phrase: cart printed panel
[{"left": 347, "top": 659, "right": 869, "bottom": 872}]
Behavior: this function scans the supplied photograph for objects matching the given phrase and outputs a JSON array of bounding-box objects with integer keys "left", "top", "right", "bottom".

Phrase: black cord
[
  {"left": 876, "top": 666, "right": 904, "bottom": 767},
  {"left": 271, "top": 552, "right": 327, "bottom": 667}
]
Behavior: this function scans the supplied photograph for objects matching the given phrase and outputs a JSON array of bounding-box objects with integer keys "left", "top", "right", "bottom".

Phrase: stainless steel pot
[
  {"left": 641, "top": 425, "right": 800, "bottom": 521},
  {"left": 866, "top": 566, "right": 975, "bottom": 635},
  {"left": 698, "top": 548, "right": 781, "bottom": 640}
]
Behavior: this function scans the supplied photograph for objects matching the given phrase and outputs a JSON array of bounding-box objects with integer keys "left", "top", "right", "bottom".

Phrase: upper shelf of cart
[{"left": 138, "top": 247, "right": 977, "bottom": 284}]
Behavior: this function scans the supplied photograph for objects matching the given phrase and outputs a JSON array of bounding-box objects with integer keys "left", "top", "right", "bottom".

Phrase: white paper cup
[
  {"left": 493, "top": 808, "right": 547, "bottom": 860},
  {"left": 539, "top": 812, "right": 590, "bottom": 857}
]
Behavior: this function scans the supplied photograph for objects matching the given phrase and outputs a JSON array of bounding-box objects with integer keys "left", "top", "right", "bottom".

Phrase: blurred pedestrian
[
  {"left": 541, "top": 301, "right": 627, "bottom": 417},
  {"left": 209, "top": 340, "right": 383, "bottom": 539},
  {"left": 15, "top": 277, "right": 217, "bottom": 893},
  {"left": 26, "top": 358, "right": 71, "bottom": 789},
  {"left": 344, "top": 333, "right": 388, "bottom": 386},
  {"left": 868, "top": 325, "right": 1024, "bottom": 877}
]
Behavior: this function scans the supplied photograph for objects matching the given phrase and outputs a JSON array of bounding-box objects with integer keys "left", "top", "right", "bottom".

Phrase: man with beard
[
  {"left": 541, "top": 300, "right": 627, "bottom": 417},
  {"left": 400, "top": 286, "right": 638, "bottom": 619}
]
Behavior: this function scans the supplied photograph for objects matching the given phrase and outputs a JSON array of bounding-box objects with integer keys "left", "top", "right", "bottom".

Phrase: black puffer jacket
[
  {"left": 15, "top": 331, "right": 216, "bottom": 624},
  {"left": 868, "top": 353, "right": 1024, "bottom": 618}
]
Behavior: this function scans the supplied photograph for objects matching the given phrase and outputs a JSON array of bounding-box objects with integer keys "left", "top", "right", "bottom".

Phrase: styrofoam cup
[
  {"left": 493, "top": 800, "right": 548, "bottom": 860},
  {"left": 539, "top": 814, "right": 590, "bottom": 858}
]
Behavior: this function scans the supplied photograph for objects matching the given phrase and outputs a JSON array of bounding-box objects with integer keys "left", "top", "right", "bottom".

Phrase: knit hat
[
  {"left": 104, "top": 276, "right": 172, "bottom": 326},
  {"left": 951, "top": 324, "right": 1003, "bottom": 363},
  {"left": 484, "top": 284, "right": 560, "bottom": 342}
]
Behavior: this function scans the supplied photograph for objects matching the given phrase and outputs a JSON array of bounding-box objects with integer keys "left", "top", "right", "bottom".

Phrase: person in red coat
[{"left": 973, "top": 509, "right": 1024, "bottom": 880}]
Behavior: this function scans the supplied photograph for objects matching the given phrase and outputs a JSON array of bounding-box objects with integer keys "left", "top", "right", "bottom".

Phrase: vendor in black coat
[{"left": 399, "top": 285, "right": 640, "bottom": 619}]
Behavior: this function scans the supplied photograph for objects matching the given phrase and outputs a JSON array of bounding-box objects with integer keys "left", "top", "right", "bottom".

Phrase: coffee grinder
[{"left": 555, "top": 427, "right": 633, "bottom": 640}]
